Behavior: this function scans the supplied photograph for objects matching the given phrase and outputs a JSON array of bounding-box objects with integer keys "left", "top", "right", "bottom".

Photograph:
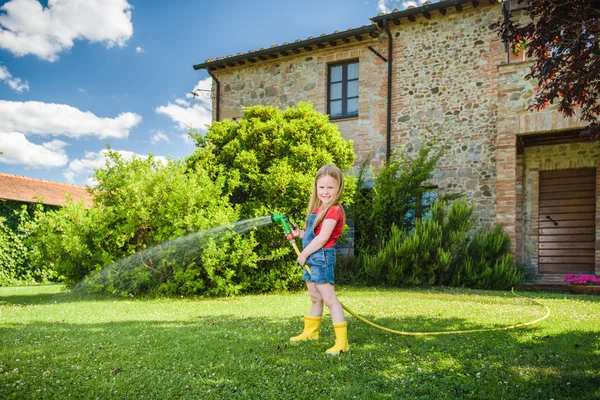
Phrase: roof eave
[
  {"left": 193, "top": 24, "right": 380, "bottom": 71},
  {"left": 371, "top": 0, "right": 496, "bottom": 25}
]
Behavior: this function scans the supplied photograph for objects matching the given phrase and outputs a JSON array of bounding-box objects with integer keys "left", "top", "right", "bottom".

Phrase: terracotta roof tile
[{"left": 0, "top": 172, "right": 93, "bottom": 207}]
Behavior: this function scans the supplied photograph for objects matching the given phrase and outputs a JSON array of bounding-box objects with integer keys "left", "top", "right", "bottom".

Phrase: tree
[
  {"left": 499, "top": 0, "right": 600, "bottom": 137},
  {"left": 187, "top": 102, "right": 356, "bottom": 220}
]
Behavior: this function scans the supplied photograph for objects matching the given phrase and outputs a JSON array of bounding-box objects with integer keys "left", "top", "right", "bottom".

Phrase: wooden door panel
[
  {"left": 538, "top": 263, "right": 595, "bottom": 274},
  {"left": 539, "top": 198, "right": 595, "bottom": 207},
  {"left": 538, "top": 168, "right": 596, "bottom": 275},
  {"left": 539, "top": 242, "right": 595, "bottom": 249},
  {"left": 539, "top": 183, "right": 595, "bottom": 193},
  {"left": 539, "top": 256, "right": 595, "bottom": 264},
  {"left": 539, "top": 219, "right": 594, "bottom": 228},
  {"left": 540, "top": 205, "right": 595, "bottom": 214},
  {"left": 540, "top": 176, "right": 595, "bottom": 186},
  {"left": 540, "top": 190, "right": 595, "bottom": 200},
  {"left": 539, "top": 227, "right": 595, "bottom": 236},
  {"left": 539, "top": 234, "right": 595, "bottom": 242},
  {"left": 538, "top": 212, "right": 595, "bottom": 221},
  {"left": 539, "top": 249, "right": 594, "bottom": 257},
  {"left": 541, "top": 169, "right": 595, "bottom": 179}
]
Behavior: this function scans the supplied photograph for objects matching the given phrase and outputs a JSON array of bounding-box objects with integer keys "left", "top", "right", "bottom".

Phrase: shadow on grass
[
  {"left": 1, "top": 306, "right": 598, "bottom": 399},
  {"left": 0, "top": 287, "right": 125, "bottom": 306}
]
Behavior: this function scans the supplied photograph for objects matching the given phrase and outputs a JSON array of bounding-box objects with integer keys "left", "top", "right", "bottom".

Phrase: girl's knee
[
  {"left": 310, "top": 294, "right": 323, "bottom": 304},
  {"left": 323, "top": 297, "right": 339, "bottom": 309}
]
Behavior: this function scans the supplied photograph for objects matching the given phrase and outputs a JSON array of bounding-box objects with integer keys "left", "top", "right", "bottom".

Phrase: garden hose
[
  {"left": 272, "top": 214, "right": 551, "bottom": 336},
  {"left": 339, "top": 288, "right": 550, "bottom": 336}
]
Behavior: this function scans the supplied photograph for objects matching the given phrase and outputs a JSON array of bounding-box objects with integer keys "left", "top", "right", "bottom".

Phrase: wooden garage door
[{"left": 538, "top": 168, "right": 596, "bottom": 274}]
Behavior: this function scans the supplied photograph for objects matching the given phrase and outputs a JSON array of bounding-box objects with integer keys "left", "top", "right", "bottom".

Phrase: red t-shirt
[{"left": 313, "top": 205, "right": 344, "bottom": 248}]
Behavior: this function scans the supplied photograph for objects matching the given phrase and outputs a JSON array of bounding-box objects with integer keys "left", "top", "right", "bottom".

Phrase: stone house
[{"left": 193, "top": 0, "right": 599, "bottom": 282}]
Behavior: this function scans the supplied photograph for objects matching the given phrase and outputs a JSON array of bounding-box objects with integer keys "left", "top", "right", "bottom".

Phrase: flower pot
[{"left": 569, "top": 285, "right": 600, "bottom": 295}]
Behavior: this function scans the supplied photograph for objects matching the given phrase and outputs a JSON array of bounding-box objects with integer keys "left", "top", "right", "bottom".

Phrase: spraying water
[{"left": 72, "top": 216, "right": 274, "bottom": 297}]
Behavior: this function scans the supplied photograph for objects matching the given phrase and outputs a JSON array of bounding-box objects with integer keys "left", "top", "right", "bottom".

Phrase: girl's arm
[{"left": 297, "top": 218, "right": 337, "bottom": 266}]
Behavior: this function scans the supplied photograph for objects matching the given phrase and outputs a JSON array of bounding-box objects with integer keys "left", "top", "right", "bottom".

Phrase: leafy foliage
[
  {"left": 498, "top": 0, "right": 600, "bottom": 136},
  {"left": 185, "top": 102, "right": 356, "bottom": 295},
  {"left": 0, "top": 205, "right": 56, "bottom": 286},
  {"left": 360, "top": 200, "right": 521, "bottom": 290},
  {"left": 28, "top": 103, "right": 356, "bottom": 297},
  {"left": 187, "top": 101, "right": 355, "bottom": 220},
  {"left": 453, "top": 224, "right": 522, "bottom": 290},
  {"left": 0, "top": 217, "right": 28, "bottom": 285},
  {"left": 27, "top": 150, "right": 238, "bottom": 288},
  {"left": 349, "top": 135, "right": 445, "bottom": 254}
]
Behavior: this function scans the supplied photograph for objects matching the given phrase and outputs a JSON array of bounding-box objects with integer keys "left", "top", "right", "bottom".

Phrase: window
[{"left": 328, "top": 61, "right": 358, "bottom": 119}]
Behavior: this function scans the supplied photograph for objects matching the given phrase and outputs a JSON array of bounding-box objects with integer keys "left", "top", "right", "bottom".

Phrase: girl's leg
[
  {"left": 306, "top": 282, "right": 324, "bottom": 316},
  {"left": 290, "top": 282, "right": 323, "bottom": 342},
  {"left": 316, "top": 283, "right": 345, "bottom": 323}
]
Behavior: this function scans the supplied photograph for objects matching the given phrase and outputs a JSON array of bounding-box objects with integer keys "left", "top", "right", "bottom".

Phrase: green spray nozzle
[{"left": 271, "top": 214, "right": 295, "bottom": 241}]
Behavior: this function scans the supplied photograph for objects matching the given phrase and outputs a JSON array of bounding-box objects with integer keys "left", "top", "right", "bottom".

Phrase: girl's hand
[
  {"left": 297, "top": 253, "right": 307, "bottom": 266},
  {"left": 292, "top": 227, "right": 303, "bottom": 238}
]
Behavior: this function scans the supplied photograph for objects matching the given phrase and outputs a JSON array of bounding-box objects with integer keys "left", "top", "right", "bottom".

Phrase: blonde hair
[{"left": 306, "top": 164, "right": 345, "bottom": 231}]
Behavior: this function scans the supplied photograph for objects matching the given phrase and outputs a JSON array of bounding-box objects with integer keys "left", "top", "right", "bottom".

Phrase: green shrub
[
  {"left": 453, "top": 224, "right": 522, "bottom": 289},
  {"left": 350, "top": 136, "right": 444, "bottom": 254},
  {"left": 361, "top": 199, "right": 473, "bottom": 286},
  {"left": 29, "top": 103, "right": 356, "bottom": 297},
  {"left": 27, "top": 151, "right": 240, "bottom": 291},
  {"left": 0, "top": 205, "right": 56, "bottom": 286},
  {"left": 187, "top": 102, "right": 356, "bottom": 219},
  {"left": 186, "top": 102, "right": 356, "bottom": 293},
  {"left": 0, "top": 217, "right": 27, "bottom": 285},
  {"left": 358, "top": 200, "right": 521, "bottom": 289}
]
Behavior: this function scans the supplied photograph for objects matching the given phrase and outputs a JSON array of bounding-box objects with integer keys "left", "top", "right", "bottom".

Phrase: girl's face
[{"left": 316, "top": 175, "right": 338, "bottom": 205}]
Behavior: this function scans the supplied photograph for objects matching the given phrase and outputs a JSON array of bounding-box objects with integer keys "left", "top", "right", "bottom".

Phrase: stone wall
[
  {"left": 388, "top": 4, "right": 506, "bottom": 224},
  {"left": 211, "top": 2, "right": 508, "bottom": 225},
  {"left": 203, "top": 2, "right": 600, "bottom": 278},
  {"left": 213, "top": 38, "right": 389, "bottom": 166}
]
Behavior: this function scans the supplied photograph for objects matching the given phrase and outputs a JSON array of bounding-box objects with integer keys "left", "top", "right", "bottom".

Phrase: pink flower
[{"left": 564, "top": 274, "right": 600, "bottom": 286}]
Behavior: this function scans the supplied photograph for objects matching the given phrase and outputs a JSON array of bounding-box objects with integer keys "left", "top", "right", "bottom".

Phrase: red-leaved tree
[{"left": 498, "top": 0, "right": 600, "bottom": 137}]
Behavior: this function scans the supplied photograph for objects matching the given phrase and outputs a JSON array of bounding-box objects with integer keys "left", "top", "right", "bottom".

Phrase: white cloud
[
  {"left": 378, "top": 0, "right": 390, "bottom": 13},
  {"left": 0, "top": 131, "right": 68, "bottom": 167},
  {"left": 135, "top": 46, "right": 146, "bottom": 53},
  {"left": 0, "top": 65, "right": 29, "bottom": 92},
  {"left": 156, "top": 102, "right": 212, "bottom": 132},
  {"left": 65, "top": 148, "right": 167, "bottom": 185},
  {"left": 181, "top": 132, "right": 196, "bottom": 145},
  {"left": 378, "top": 0, "right": 428, "bottom": 13},
  {"left": 0, "top": 0, "right": 133, "bottom": 62},
  {"left": 186, "top": 76, "right": 213, "bottom": 108},
  {"left": 0, "top": 100, "right": 142, "bottom": 139},
  {"left": 156, "top": 77, "right": 213, "bottom": 132},
  {"left": 150, "top": 131, "right": 169, "bottom": 144}
]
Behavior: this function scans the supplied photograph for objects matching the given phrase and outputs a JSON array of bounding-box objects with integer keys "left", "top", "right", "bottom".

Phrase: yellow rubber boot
[
  {"left": 290, "top": 315, "right": 322, "bottom": 342},
  {"left": 326, "top": 322, "right": 350, "bottom": 355}
]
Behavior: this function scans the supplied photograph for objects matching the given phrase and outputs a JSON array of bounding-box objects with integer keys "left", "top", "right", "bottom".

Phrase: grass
[{"left": 1, "top": 284, "right": 599, "bottom": 399}]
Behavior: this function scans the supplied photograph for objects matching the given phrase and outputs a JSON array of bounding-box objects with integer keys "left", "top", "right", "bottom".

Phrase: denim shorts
[{"left": 302, "top": 247, "right": 336, "bottom": 284}]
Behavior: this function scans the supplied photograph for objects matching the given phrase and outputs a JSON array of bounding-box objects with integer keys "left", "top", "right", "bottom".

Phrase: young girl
[{"left": 290, "top": 164, "right": 349, "bottom": 355}]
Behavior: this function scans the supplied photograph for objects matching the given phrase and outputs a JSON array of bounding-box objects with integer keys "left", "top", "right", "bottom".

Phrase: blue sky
[{"left": 0, "top": 0, "right": 422, "bottom": 186}]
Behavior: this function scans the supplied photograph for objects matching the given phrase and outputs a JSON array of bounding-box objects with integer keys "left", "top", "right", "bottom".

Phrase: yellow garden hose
[
  {"left": 294, "top": 246, "right": 550, "bottom": 336},
  {"left": 339, "top": 288, "right": 550, "bottom": 336}
]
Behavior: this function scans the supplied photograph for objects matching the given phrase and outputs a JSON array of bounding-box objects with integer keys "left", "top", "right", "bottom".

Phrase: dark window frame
[{"left": 327, "top": 60, "right": 359, "bottom": 120}]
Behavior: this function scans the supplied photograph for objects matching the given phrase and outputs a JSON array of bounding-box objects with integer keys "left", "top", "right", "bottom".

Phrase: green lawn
[{"left": 1, "top": 284, "right": 599, "bottom": 399}]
